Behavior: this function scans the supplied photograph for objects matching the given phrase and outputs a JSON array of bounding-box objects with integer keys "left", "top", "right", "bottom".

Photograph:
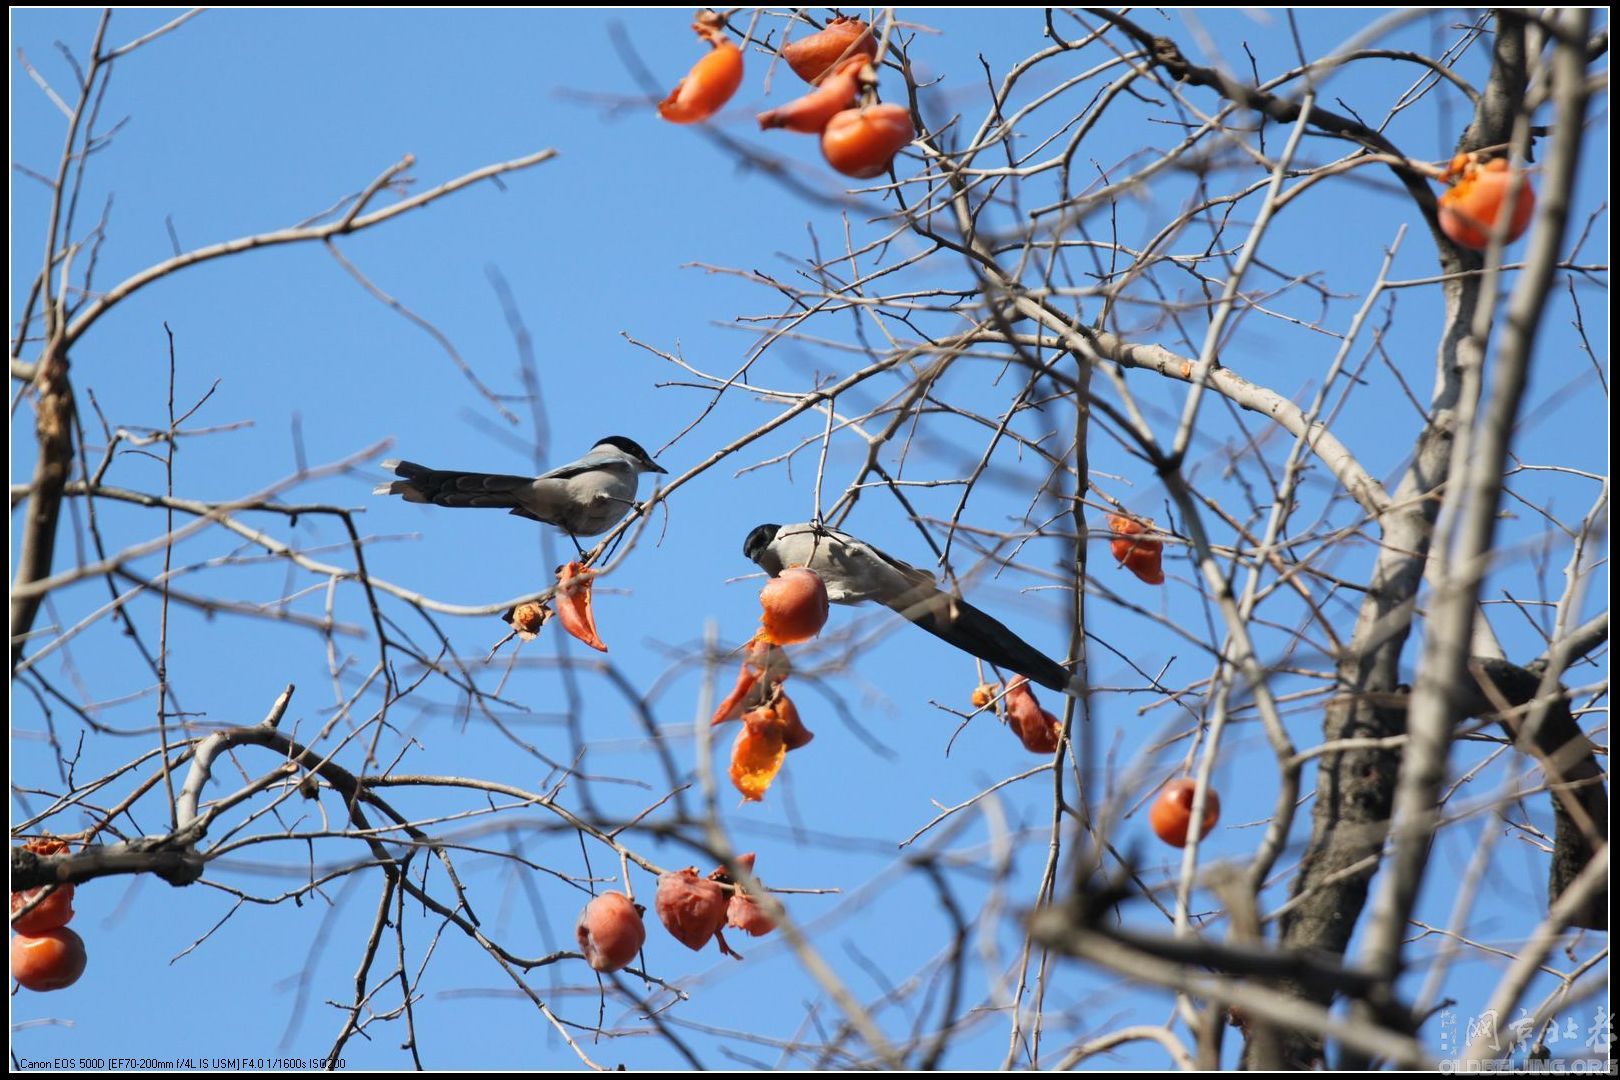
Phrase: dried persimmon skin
[
  {"left": 554, "top": 562, "right": 608, "bottom": 652},
  {"left": 506, "top": 600, "right": 549, "bottom": 640},
  {"left": 712, "top": 639, "right": 792, "bottom": 726}
]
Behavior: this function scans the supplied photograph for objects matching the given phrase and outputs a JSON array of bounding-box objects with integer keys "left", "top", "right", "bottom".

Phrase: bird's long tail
[
  {"left": 373, "top": 459, "right": 533, "bottom": 509},
  {"left": 884, "top": 588, "right": 1072, "bottom": 693}
]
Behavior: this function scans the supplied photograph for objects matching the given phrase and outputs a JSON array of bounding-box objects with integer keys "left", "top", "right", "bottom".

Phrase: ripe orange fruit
[
  {"left": 11, "top": 927, "right": 87, "bottom": 992},
  {"left": 575, "top": 892, "right": 646, "bottom": 973},
  {"left": 758, "top": 567, "right": 829, "bottom": 645},
  {"left": 1438, "top": 157, "right": 1535, "bottom": 250},
  {"left": 10, "top": 884, "right": 74, "bottom": 936},
  {"left": 780, "top": 16, "right": 878, "bottom": 84},
  {"left": 1107, "top": 514, "right": 1165, "bottom": 585},
  {"left": 821, "top": 104, "right": 914, "bottom": 179},
  {"left": 758, "top": 57, "right": 867, "bottom": 133},
  {"left": 1149, "top": 778, "right": 1220, "bottom": 848},
  {"left": 659, "top": 24, "right": 744, "bottom": 125}
]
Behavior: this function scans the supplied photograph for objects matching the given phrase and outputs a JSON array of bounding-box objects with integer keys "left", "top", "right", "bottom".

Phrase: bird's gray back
[{"left": 770, "top": 524, "right": 929, "bottom": 604}]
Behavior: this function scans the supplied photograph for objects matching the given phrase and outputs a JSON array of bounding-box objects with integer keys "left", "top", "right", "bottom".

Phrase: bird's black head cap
[
  {"left": 743, "top": 523, "right": 781, "bottom": 564},
  {"left": 596, "top": 435, "right": 666, "bottom": 473}
]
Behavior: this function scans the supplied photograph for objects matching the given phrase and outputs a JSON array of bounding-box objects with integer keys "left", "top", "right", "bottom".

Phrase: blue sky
[{"left": 11, "top": 8, "right": 1610, "bottom": 1070}]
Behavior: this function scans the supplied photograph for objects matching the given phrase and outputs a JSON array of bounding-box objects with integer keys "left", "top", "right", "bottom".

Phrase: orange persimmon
[
  {"left": 10, "top": 885, "right": 74, "bottom": 936},
  {"left": 1107, "top": 514, "right": 1165, "bottom": 585},
  {"left": 576, "top": 891, "right": 646, "bottom": 973},
  {"left": 821, "top": 104, "right": 914, "bottom": 179},
  {"left": 655, "top": 869, "right": 730, "bottom": 952},
  {"left": 710, "top": 852, "right": 775, "bottom": 938},
  {"left": 1150, "top": 778, "right": 1221, "bottom": 848},
  {"left": 10, "top": 927, "right": 87, "bottom": 992},
  {"left": 1004, "top": 676, "right": 1062, "bottom": 755},
  {"left": 727, "top": 892, "right": 776, "bottom": 936},
  {"left": 659, "top": 17, "right": 744, "bottom": 124},
  {"left": 758, "top": 567, "right": 829, "bottom": 645},
  {"left": 758, "top": 57, "right": 867, "bottom": 133},
  {"left": 780, "top": 16, "right": 878, "bottom": 84},
  {"left": 1438, "top": 156, "right": 1535, "bottom": 250}
]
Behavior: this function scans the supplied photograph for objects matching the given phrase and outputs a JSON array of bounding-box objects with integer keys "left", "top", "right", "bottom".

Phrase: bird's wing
[
  {"left": 537, "top": 450, "right": 635, "bottom": 481},
  {"left": 768, "top": 523, "right": 1071, "bottom": 691},
  {"left": 829, "top": 529, "right": 1070, "bottom": 692},
  {"left": 855, "top": 536, "right": 939, "bottom": 589},
  {"left": 766, "top": 524, "right": 931, "bottom": 602}
]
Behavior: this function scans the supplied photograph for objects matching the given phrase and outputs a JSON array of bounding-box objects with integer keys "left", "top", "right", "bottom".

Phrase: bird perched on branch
[
  {"left": 744, "top": 521, "right": 1074, "bottom": 693},
  {"left": 376, "top": 436, "right": 666, "bottom": 553}
]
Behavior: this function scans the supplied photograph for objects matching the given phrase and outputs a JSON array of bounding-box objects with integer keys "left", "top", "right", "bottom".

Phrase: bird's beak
[{"left": 647, "top": 458, "right": 668, "bottom": 475}]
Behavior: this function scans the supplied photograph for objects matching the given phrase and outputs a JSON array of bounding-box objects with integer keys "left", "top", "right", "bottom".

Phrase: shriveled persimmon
[
  {"left": 727, "top": 892, "right": 776, "bottom": 937},
  {"left": 10, "top": 884, "right": 74, "bottom": 936},
  {"left": 22, "top": 837, "right": 68, "bottom": 857},
  {"left": 780, "top": 15, "right": 878, "bottom": 84},
  {"left": 758, "top": 566, "right": 829, "bottom": 645},
  {"left": 1107, "top": 514, "right": 1165, "bottom": 585},
  {"left": 758, "top": 57, "right": 867, "bottom": 133},
  {"left": 504, "top": 600, "right": 549, "bottom": 641},
  {"left": 712, "top": 852, "right": 776, "bottom": 938},
  {"left": 1004, "top": 677, "right": 1062, "bottom": 755},
  {"left": 1438, "top": 156, "right": 1535, "bottom": 251},
  {"left": 821, "top": 104, "right": 914, "bottom": 179},
  {"left": 576, "top": 891, "right": 646, "bottom": 973},
  {"left": 11, "top": 927, "right": 87, "bottom": 992},
  {"left": 659, "top": 16, "right": 744, "bottom": 124},
  {"left": 1150, "top": 778, "right": 1221, "bottom": 848},
  {"left": 655, "top": 869, "right": 730, "bottom": 952}
]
